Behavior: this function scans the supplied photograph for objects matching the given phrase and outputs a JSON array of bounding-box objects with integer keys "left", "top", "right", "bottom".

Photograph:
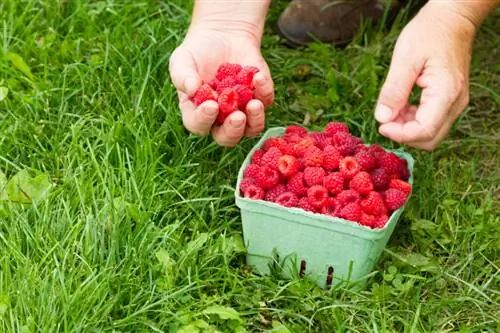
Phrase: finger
[
  {"left": 211, "top": 111, "right": 247, "bottom": 147},
  {"left": 168, "top": 48, "right": 202, "bottom": 97},
  {"left": 245, "top": 99, "right": 265, "bottom": 137},
  {"left": 179, "top": 93, "right": 219, "bottom": 136},
  {"left": 375, "top": 48, "right": 423, "bottom": 123},
  {"left": 252, "top": 71, "right": 274, "bottom": 107}
]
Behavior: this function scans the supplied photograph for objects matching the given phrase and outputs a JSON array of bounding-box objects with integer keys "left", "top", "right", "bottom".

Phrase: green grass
[{"left": 0, "top": 1, "right": 498, "bottom": 332}]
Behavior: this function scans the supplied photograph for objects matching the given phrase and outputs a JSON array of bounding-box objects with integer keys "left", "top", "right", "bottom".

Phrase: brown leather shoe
[{"left": 276, "top": 0, "right": 402, "bottom": 47}]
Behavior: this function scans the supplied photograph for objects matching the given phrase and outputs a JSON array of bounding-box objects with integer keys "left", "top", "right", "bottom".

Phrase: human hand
[
  {"left": 374, "top": 2, "right": 478, "bottom": 151},
  {"left": 169, "top": 27, "right": 274, "bottom": 147}
]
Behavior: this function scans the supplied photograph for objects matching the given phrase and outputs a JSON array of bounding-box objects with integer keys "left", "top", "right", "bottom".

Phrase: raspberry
[
  {"left": 292, "top": 137, "right": 316, "bottom": 157},
  {"left": 303, "top": 146, "right": 324, "bottom": 167},
  {"left": 337, "top": 190, "right": 361, "bottom": 206},
  {"left": 322, "top": 145, "right": 341, "bottom": 171},
  {"left": 359, "top": 213, "right": 377, "bottom": 228},
  {"left": 239, "top": 179, "right": 255, "bottom": 193},
  {"left": 324, "top": 122, "right": 349, "bottom": 136},
  {"left": 242, "top": 183, "right": 264, "bottom": 200},
  {"left": 233, "top": 84, "right": 253, "bottom": 109},
  {"left": 251, "top": 149, "right": 265, "bottom": 165},
  {"left": 216, "top": 63, "right": 242, "bottom": 81},
  {"left": 263, "top": 137, "right": 293, "bottom": 155},
  {"left": 389, "top": 179, "right": 412, "bottom": 196},
  {"left": 285, "top": 125, "right": 308, "bottom": 137},
  {"left": 399, "top": 159, "right": 410, "bottom": 181},
  {"left": 373, "top": 214, "right": 389, "bottom": 229},
  {"left": 216, "top": 88, "right": 239, "bottom": 124},
  {"left": 264, "top": 184, "right": 287, "bottom": 202},
  {"left": 208, "top": 78, "right": 220, "bottom": 90},
  {"left": 303, "top": 167, "right": 326, "bottom": 187},
  {"left": 278, "top": 155, "right": 301, "bottom": 178},
  {"left": 243, "top": 164, "right": 260, "bottom": 180},
  {"left": 339, "top": 156, "right": 361, "bottom": 179},
  {"left": 261, "top": 147, "right": 283, "bottom": 170},
  {"left": 370, "top": 168, "right": 389, "bottom": 191},
  {"left": 298, "top": 197, "right": 316, "bottom": 212},
  {"left": 262, "top": 137, "right": 280, "bottom": 151},
  {"left": 384, "top": 189, "right": 408, "bottom": 211},
  {"left": 368, "top": 144, "right": 386, "bottom": 159},
  {"left": 287, "top": 172, "right": 308, "bottom": 197},
  {"left": 349, "top": 171, "right": 374, "bottom": 195},
  {"left": 216, "top": 77, "right": 238, "bottom": 94},
  {"left": 276, "top": 192, "right": 299, "bottom": 208},
  {"left": 235, "top": 66, "right": 260, "bottom": 87},
  {"left": 321, "top": 197, "right": 341, "bottom": 216},
  {"left": 378, "top": 152, "right": 402, "bottom": 176},
  {"left": 323, "top": 172, "right": 344, "bottom": 195},
  {"left": 354, "top": 150, "right": 378, "bottom": 172},
  {"left": 191, "top": 83, "right": 218, "bottom": 106},
  {"left": 360, "top": 191, "right": 386, "bottom": 216},
  {"left": 332, "top": 133, "right": 361, "bottom": 156},
  {"left": 307, "top": 185, "right": 329, "bottom": 208},
  {"left": 283, "top": 133, "right": 303, "bottom": 145},
  {"left": 255, "top": 166, "right": 280, "bottom": 190},
  {"left": 339, "top": 203, "right": 362, "bottom": 222},
  {"left": 309, "top": 132, "right": 331, "bottom": 150}
]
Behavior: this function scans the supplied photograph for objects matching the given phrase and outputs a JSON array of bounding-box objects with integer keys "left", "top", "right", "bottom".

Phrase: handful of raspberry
[
  {"left": 239, "top": 122, "right": 412, "bottom": 229},
  {"left": 190, "top": 63, "right": 260, "bottom": 125}
]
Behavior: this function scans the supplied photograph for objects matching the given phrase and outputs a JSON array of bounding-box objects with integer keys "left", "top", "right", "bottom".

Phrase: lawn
[{"left": 0, "top": 1, "right": 498, "bottom": 332}]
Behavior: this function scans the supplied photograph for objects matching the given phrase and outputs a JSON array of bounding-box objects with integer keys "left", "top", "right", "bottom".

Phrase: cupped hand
[
  {"left": 374, "top": 3, "right": 477, "bottom": 151},
  {"left": 169, "top": 28, "right": 274, "bottom": 147}
]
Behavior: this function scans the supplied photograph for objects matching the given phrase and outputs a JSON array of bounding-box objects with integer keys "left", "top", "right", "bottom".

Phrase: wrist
[
  {"left": 189, "top": 0, "right": 270, "bottom": 42},
  {"left": 426, "top": 0, "right": 499, "bottom": 31}
]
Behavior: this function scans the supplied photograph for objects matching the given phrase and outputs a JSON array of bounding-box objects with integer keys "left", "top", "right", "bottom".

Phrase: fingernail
[
  {"left": 203, "top": 104, "right": 218, "bottom": 117},
  {"left": 230, "top": 114, "right": 245, "bottom": 128},
  {"left": 375, "top": 104, "right": 393, "bottom": 123}
]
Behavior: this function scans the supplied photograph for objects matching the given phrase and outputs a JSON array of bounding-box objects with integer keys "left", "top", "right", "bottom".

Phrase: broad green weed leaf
[
  {"left": 4, "top": 52, "right": 34, "bottom": 80},
  {"left": 0, "top": 87, "right": 8, "bottom": 101},
  {"left": 6, "top": 170, "right": 52, "bottom": 203},
  {"left": 202, "top": 305, "right": 242, "bottom": 322},
  {"left": 177, "top": 324, "right": 200, "bottom": 333},
  {"left": 0, "top": 170, "right": 8, "bottom": 200},
  {"left": 0, "top": 294, "right": 9, "bottom": 317}
]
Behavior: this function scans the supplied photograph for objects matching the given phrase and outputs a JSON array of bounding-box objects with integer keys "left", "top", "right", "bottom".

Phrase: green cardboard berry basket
[{"left": 234, "top": 127, "right": 415, "bottom": 289}]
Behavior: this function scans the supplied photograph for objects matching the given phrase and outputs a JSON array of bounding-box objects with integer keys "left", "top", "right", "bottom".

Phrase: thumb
[
  {"left": 168, "top": 47, "right": 202, "bottom": 97},
  {"left": 375, "top": 51, "right": 423, "bottom": 123}
]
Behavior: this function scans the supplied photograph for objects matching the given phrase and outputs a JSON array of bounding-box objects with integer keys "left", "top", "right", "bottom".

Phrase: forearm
[
  {"left": 190, "top": 0, "right": 271, "bottom": 40},
  {"left": 427, "top": 0, "right": 499, "bottom": 29}
]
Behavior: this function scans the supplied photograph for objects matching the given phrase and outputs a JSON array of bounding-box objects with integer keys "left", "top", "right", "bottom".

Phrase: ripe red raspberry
[
  {"left": 208, "top": 78, "right": 220, "bottom": 90},
  {"left": 378, "top": 152, "right": 402, "bottom": 176},
  {"left": 368, "top": 144, "right": 386, "bottom": 159},
  {"left": 191, "top": 83, "right": 218, "bottom": 106},
  {"left": 216, "top": 77, "right": 238, "bottom": 94},
  {"left": 285, "top": 125, "right": 308, "bottom": 137},
  {"left": 337, "top": 189, "right": 361, "bottom": 206},
  {"left": 309, "top": 132, "right": 331, "bottom": 150},
  {"left": 292, "top": 137, "right": 316, "bottom": 157},
  {"left": 287, "top": 172, "right": 308, "bottom": 197},
  {"left": 373, "top": 214, "right": 389, "bottom": 228},
  {"left": 233, "top": 84, "right": 253, "bottom": 109},
  {"left": 215, "top": 63, "right": 242, "bottom": 81},
  {"left": 239, "top": 179, "right": 255, "bottom": 193},
  {"left": 339, "top": 203, "right": 362, "bottom": 222},
  {"left": 242, "top": 183, "right": 264, "bottom": 200},
  {"left": 235, "top": 66, "right": 260, "bottom": 87},
  {"left": 320, "top": 197, "right": 341, "bottom": 216},
  {"left": 359, "top": 213, "right": 377, "bottom": 227},
  {"left": 278, "top": 155, "right": 301, "bottom": 177},
  {"left": 303, "top": 167, "right": 326, "bottom": 187},
  {"left": 307, "top": 185, "right": 329, "bottom": 208},
  {"left": 322, "top": 145, "right": 341, "bottom": 171},
  {"left": 370, "top": 168, "right": 389, "bottom": 191},
  {"left": 255, "top": 166, "right": 280, "bottom": 190},
  {"left": 216, "top": 88, "right": 240, "bottom": 124},
  {"left": 389, "top": 179, "right": 412, "bottom": 196},
  {"left": 323, "top": 172, "right": 344, "bottom": 195},
  {"left": 339, "top": 156, "right": 361, "bottom": 179},
  {"left": 303, "top": 146, "right": 324, "bottom": 167},
  {"left": 261, "top": 147, "right": 283, "bottom": 170},
  {"left": 276, "top": 191, "right": 299, "bottom": 208},
  {"left": 243, "top": 164, "right": 260, "bottom": 180},
  {"left": 349, "top": 171, "right": 374, "bottom": 195},
  {"left": 332, "top": 133, "right": 361, "bottom": 156},
  {"left": 263, "top": 137, "right": 293, "bottom": 155},
  {"left": 251, "top": 149, "right": 265, "bottom": 165},
  {"left": 360, "top": 191, "right": 386, "bottom": 216},
  {"left": 298, "top": 197, "right": 316, "bottom": 212},
  {"left": 354, "top": 150, "right": 378, "bottom": 172},
  {"left": 283, "top": 132, "right": 303, "bottom": 145},
  {"left": 399, "top": 159, "right": 410, "bottom": 181},
  {"left": 324, "top": 122, "right": 349, "bottom": 136},
  {"left": 384, "top": 189, "right": 408, "bottom": 211},
  {"left": 264, "top": 184, "right": 287, "bottom": 202}
]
